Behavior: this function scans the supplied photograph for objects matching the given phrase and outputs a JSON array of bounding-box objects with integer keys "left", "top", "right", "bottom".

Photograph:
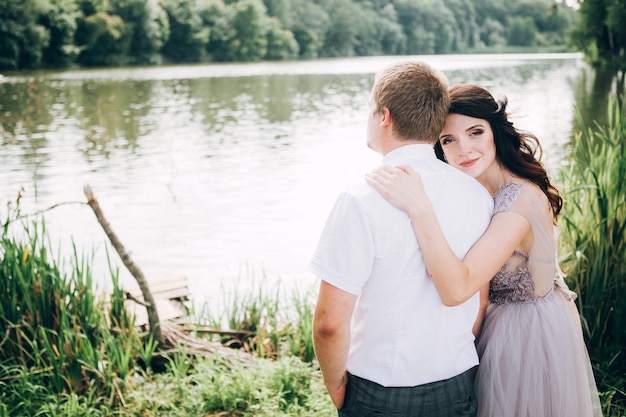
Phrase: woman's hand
[{"left": 365, "top": 165, "right": 427, "bottom": 217}]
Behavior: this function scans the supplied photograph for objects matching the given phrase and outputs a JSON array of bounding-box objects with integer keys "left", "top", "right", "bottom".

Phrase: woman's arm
[
  {"left": 365, "top": 165, "right": 530, "bottom": 305},
  {"left": 473, "top": 283, "right": 490, "bottom": 337}
]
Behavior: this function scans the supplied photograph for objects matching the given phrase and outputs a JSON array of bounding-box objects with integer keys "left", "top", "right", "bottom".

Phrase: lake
[{"left": 0, "top": 53, "right": 595, "bottom": 312}]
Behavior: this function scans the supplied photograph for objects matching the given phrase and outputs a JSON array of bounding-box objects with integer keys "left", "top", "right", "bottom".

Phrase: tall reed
[
  {"left": 193, "top": 272, "right": 317, "bottom": 362},
  {"left": 559, "top": 100, "right": 626, "bottom": 355},
  {"left": 559, "top": 99, "right": 626, "bottom": 412},
  {"left": 0, "top": 209, "right": 150, "bottom": 408}
]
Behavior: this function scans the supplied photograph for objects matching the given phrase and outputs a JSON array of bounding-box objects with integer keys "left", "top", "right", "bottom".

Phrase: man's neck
[{"left": 381, "top": 139, "right": 430, "bottom": 156}]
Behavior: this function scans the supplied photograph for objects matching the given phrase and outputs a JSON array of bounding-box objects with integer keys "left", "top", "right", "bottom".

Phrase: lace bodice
[
  {"left": 488, "top": 182, "right": 554, "bottom": 304},
  {"left": 490, "top": 250, "right": 536, "bottom": 304}
]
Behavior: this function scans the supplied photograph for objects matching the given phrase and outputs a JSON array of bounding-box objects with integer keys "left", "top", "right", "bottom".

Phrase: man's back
[{"left": 311, "top": 144, "right": 493, "bottom": 387}]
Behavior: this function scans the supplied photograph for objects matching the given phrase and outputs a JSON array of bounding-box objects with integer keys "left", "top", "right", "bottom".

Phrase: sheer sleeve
[{"left": 493, "top": 182, "right": 557, "bottom": 297}]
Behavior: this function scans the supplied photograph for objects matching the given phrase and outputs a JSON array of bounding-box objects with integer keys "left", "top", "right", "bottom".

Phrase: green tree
[
  {"left": 395, "top": 0, "right": 456, "bottom": 54},
  {"left": 539, "top": 2, "right": 576, "bottom": 46},
  {"left": 0, "top": 0, "right": 49, "bottom": 70},
  {"left": 262, "top": 0, "right": 289, "bottom": 22},
  {"left": 513, "top": 0, "right": 553, "bottom": 32},
  {"left": 480, "top": 17, "right": 506, "bottom": 48},
  {"left": 161, "top": 0, "right": 210, "bottom": 62},
  {"left": 287, "top": 0, "right": 329, "bottom": 58},
  {"left": 443, "top": 0, "right": 479, "bottom": 50},
  {"left": 352, "top": 5, "right": 384, "bottom": 56},
  {"left": 111, "top": 0, "right": 170, "bottom": 65},
  {"left": 507, "top": 15, "right": 537, "bottom": 47},
  {"left": 39, "top": 0, "right": 81, "bottom": 67},
  {"left": 472, "top": 0, "right": 509, "bottom": 27},
  {"left": 201, "top": 0, "right": 233, "bottom": 60},
  {"left": 264, "top": 16, "right": 299, "bottom": 60},
  {"left": 208, "top": 0, "right": 269, "bottom": 62},
  {"left": 428, "top": 1, "right": 456, "bottom": 53},
  {"left": 320, "top": 0, "right": 361, "bottom": 57},
  {"left": 77, "top": 0, "right": 110, "bottom": 16},
  {"left": 377, "top": 3, "right": 406, "bottom": 54},
  {"left": 75, "top": 11, "right": 126, "bottom": 66},
  {"left": 570, "top": 0, "right": 626, "bottom": 75},
  {"left": 230, "top": 0, "right": 269, "bottom": 61},
  {"left": 348, "top": 2, "right": 405, "bottom": 56}
]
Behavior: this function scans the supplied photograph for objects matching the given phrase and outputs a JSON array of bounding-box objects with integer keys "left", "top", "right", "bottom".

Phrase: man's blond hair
[{"left": 372, "top": 61, "right": 450, "bottom": 143}]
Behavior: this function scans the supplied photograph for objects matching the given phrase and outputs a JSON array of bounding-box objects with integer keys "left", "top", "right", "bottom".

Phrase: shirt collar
[{"left": 383, "top": 144, "right": 437, "bottom": 165}]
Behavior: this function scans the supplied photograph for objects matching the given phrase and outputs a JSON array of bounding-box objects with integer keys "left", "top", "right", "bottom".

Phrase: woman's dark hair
[{"left": 434, "top": 84, "right": 562, "bottom": 219}]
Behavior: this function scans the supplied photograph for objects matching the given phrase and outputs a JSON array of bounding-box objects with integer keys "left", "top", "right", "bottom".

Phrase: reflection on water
[{"left": 0, "top": 53, "right": 599, "bottom": 309}]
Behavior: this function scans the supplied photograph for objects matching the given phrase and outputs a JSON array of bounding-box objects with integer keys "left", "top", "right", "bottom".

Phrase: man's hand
[{"left": 328, "top": 372, "right": 348, "bottom": 409}]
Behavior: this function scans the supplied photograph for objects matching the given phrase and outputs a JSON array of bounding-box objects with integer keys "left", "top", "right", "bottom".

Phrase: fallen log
[
  {"left": 84, "top": 184, "right": 165, "bottom": 348},
  {"left": 84, "top": 185, "right": 256, "bottom": 364}
]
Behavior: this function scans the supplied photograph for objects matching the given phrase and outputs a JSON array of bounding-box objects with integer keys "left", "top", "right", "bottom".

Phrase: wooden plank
[
  {"left": 123, "top": 275, "right": 189, "bottom": 300},
  {"left": 127, "top": 299, "right": 186, "bottom": 327}
]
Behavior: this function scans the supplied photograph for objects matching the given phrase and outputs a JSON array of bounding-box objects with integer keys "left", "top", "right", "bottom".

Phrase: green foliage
[
  {"left": 559, "top": 99, "right": 626, "bottom": 414},
  {"left": 0, "top": 0, "right": 578, "bottom": 70},
  {"left": 0, "top": 173, "right": 622, "bottom": 415},
  {"left": 284, "top": 287, "right": 316, "bottom": 363},
  {"left": 118, "top": 354, "right": 335, "bottom": 416},
  {"left": 227, "top": 0, "right": 269, "bottom": 61},
  {"left": 445, "top": 0, "right": 479, "bottom": 50},
  {"left": 161, "top": 0, "right": 210, "bottom": 62},
  {"left": 39, "top": 0, "right": 81, "bottom": 67},
  {"left": 206, "top": 0, "right": 273, "bottom": 62},
  {"left": 283, "top": 0, "right": 329, "bottom": 58},
  {"left": 507, "top": 16, "right": 537, "bottom": 47},
  {"left": 110, "top": 0, "right": 170, "bottom": 65},
  {"left": 264, "top": 16, "right": 299, "bottom": 60},
  {"left": 0, "top": 0, "right": 49, "bottom": 70},
  {"left": 192, "top": 271, "right": 317, "bottom": 363},
  {"left": 569, "top": 0, "right": 626, "bottom": 73},
  {"left": 195, "top": 355, "right": 325, "bottom": 415},
  {"left": 76, "top": 0, "right": 109, "bottom": 16},
  {"left": 75, "top": 12, "right": 126, "bottom": 66},
  {"left": 0, "top": 207, "right": 147, "bottom": 410}
]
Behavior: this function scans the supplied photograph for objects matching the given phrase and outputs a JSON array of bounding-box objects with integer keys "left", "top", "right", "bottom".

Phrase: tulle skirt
[{"left": 475, "top": 288, "right": 603, "bottom": 417}]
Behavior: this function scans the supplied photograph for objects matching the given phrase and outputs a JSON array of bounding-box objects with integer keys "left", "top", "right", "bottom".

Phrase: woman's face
[{"left": 438, "top": 113, "right": 497, "bottom": 180}]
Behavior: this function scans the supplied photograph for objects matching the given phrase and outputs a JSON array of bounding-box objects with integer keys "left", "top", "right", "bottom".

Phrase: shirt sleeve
[{"left": 309, "top": 191, "right": 375, "bottom": 295}]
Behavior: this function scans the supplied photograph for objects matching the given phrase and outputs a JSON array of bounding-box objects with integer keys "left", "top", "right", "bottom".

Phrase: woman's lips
[{"left": 460, "top": 158, "right": 478, "bottom": 168}]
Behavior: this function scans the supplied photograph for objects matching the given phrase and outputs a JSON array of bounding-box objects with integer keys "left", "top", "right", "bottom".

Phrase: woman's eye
[
  {"left": 441, "top": 138, "right": 453, "bottom": 145},
  {"left": 470, "top": 130, "right": 483, "bottom": 137}
]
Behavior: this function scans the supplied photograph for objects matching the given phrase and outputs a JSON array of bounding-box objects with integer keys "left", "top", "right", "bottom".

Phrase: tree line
[{"left": 0, "top": 0, "right": 578, "bottom": 71}]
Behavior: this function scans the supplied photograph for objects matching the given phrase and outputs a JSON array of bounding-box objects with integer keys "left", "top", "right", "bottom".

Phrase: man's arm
[{"left": 313, "top": 280, "right": 357, "bottom": 409}]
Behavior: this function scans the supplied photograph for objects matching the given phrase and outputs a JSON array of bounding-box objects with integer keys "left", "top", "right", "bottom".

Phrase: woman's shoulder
[
  {"left": 494, "top": 182, "right": 524, "bottom": 212},
  {"left": 494, "top": 181, "right": 546, "bottom": 210},
  {"left": 495, "top": 181, "right": 549, "bottom": 216}
]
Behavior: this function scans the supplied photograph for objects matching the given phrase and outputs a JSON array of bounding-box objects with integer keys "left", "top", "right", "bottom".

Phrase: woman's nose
[{"left": 457, "top": 137, "right": 472, "bottom": 154}]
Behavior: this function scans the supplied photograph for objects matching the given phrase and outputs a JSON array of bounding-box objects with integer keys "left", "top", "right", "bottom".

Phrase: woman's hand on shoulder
[{"left": 365, "top": 165, "right": 427, "bottom": 216}]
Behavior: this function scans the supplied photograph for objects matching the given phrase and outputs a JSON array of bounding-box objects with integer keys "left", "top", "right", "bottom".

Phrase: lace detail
[
  {"left": 489, "top": 182, "right": 540, "bottom": 304},
  {"left": 489, "top": 250, "right": 537, "bottom": 304},
  {"left": 493, "top": 182, "right": 524, "bottom": 214}
]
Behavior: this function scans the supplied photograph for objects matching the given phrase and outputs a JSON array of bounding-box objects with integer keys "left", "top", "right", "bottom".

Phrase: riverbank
[{"left": 1, "top": 60, "right": 624, "bottom": 417}]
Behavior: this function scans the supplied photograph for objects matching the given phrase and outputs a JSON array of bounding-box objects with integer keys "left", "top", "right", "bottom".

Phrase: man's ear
[{"left": 380, "top": 107, "right": 392, "bottom": 127}]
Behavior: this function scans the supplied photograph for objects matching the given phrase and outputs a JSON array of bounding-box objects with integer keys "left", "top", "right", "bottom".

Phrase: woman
[{"left": 365, "top": 84, "right": 602, "bottom": 417}]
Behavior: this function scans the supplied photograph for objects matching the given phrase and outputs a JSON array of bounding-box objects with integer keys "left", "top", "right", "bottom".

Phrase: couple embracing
[{"left": 310, "top": 60, "right": 602, "bottom": 417}]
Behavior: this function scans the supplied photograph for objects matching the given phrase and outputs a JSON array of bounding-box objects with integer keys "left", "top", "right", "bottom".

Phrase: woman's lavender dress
[{"left": 474, "top": 183, "right": 603, "bottom": 417}]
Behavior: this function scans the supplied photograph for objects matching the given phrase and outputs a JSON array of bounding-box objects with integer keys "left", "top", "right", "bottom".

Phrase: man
[{"left": 311, "top": 61, "right": 494, "bottom": 417}]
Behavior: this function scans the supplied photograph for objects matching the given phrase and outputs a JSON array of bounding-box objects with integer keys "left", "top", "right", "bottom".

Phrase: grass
[{"left": 0, "top": 202, "right": 332, "bottom": 415}]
